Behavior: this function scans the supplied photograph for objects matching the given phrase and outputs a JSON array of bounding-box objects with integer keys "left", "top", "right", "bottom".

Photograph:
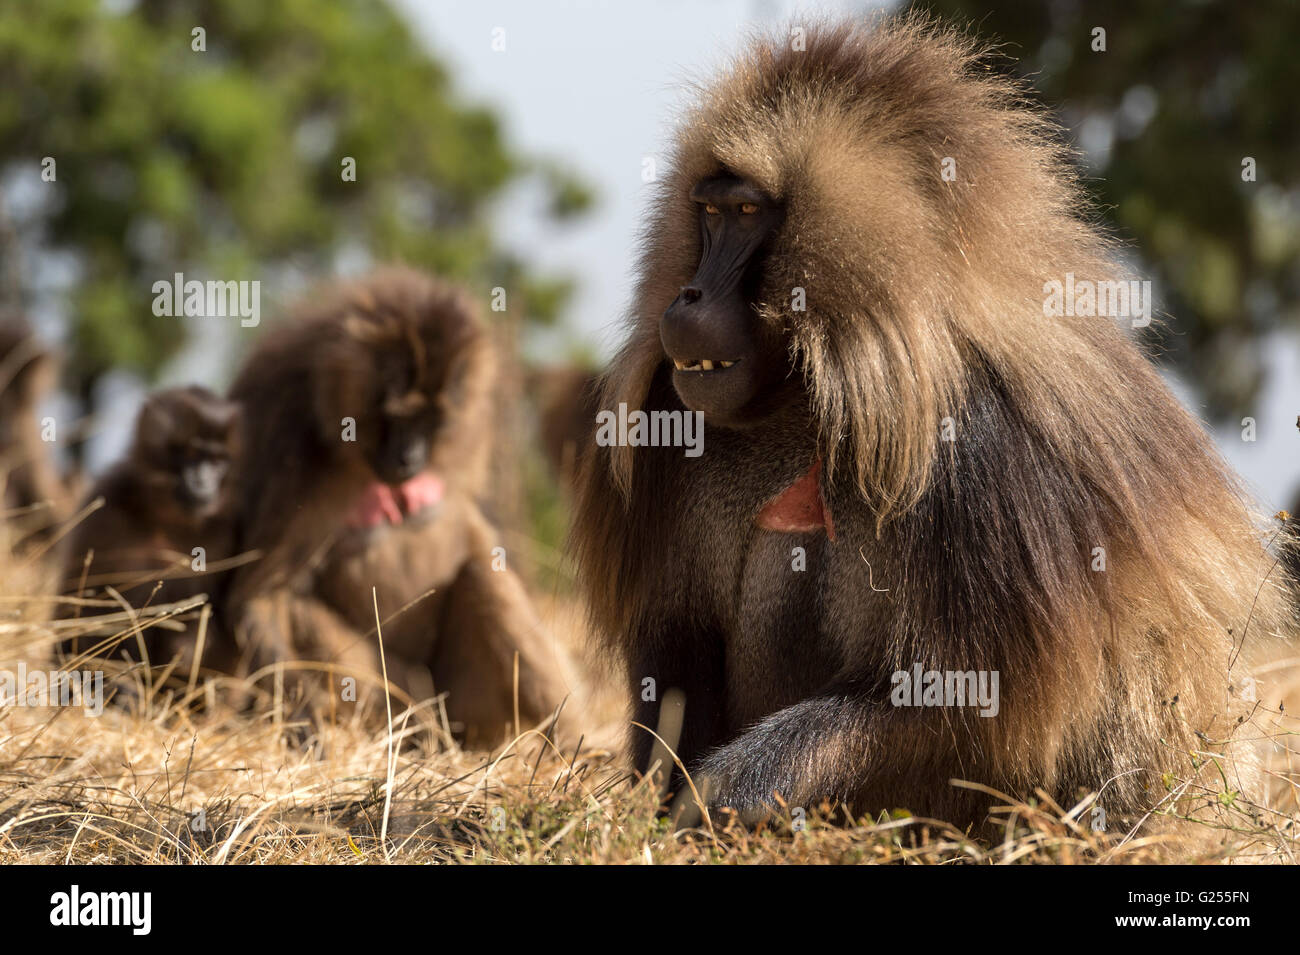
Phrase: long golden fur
[{"left": 573, "top": 14, "right": 1294, "bottom": 835}]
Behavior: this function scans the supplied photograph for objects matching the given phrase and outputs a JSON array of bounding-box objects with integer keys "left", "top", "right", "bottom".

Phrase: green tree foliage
[
  {"left": 0, "top": 0, "right": 591, "bottom": 418},
  {"left": 912, "top": 0, "right": 1300, "bottom": 419}
]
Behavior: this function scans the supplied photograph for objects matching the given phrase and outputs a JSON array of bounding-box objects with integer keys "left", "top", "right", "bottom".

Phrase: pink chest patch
[
  {"left": 346, "top": 472, "right": 446, "bottom": 530},
  {"left": 755, "top": 460, "right": 836, "bottom": 540}
]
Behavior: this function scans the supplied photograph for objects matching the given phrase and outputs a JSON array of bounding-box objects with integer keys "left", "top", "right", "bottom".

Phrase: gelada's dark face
[
  {"left": 660, "top": 175, "right": 788, "bottom": 425},
  {"left": 137, "top": 391, "right": 241, "bottom": 520},
  {"left": 362, "top": 345, "right": 445, "bottom": 486}
]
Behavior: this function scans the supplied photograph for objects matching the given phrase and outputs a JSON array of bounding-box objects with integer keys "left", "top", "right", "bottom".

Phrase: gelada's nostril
[{"left": 680, "top": 286, "right": 702, "bottom": 305}]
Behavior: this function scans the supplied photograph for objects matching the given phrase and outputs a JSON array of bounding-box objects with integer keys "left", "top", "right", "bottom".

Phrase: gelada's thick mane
[{"left": 578, "top": 14, "right": 1292, "bottom": 654}]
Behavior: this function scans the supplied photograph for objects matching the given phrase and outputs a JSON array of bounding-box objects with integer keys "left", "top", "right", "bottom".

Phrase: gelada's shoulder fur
[{"left": 574, "top": 14, "right": 1296, "bottom": 657}]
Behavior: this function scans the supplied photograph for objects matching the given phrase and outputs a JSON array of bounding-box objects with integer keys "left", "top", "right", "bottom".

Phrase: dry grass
[{"left": 2, "top": 525, "right": 1299, "bottom": 865}]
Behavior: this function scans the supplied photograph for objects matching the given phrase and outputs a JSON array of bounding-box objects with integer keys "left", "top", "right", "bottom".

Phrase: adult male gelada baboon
[
  {"left": 226, "top": 267, "right": 569, "bottom": 745},
  {"left": 59, "top": 386, "right": 243, "bottom": 668},
  {"left": 572, "top": 16, "right": 1294, "bottom": 834}
]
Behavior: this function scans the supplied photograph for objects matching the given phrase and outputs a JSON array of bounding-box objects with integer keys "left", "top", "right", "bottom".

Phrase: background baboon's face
[
  {"left": 335, "top": 336, "right": 453, "bottom": 487},
  {"left": 660, "top": 175, "right": 791, "bottom": 426},
  {"left": 134, "top": 390, "right": 241, "bottom": 522}
]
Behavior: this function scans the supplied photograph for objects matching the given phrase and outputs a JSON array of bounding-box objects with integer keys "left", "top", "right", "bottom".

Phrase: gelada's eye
[
  {"left": 704, "top": 203, "right": 721, "bottom": 215},
  {"left": 740, "top": 202, "right": 759, "bottom": 215}
]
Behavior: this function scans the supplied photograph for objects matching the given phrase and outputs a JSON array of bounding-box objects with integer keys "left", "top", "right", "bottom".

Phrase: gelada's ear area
[{"left": 660, "top": 176, "right": 788, "bottom": 425}]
